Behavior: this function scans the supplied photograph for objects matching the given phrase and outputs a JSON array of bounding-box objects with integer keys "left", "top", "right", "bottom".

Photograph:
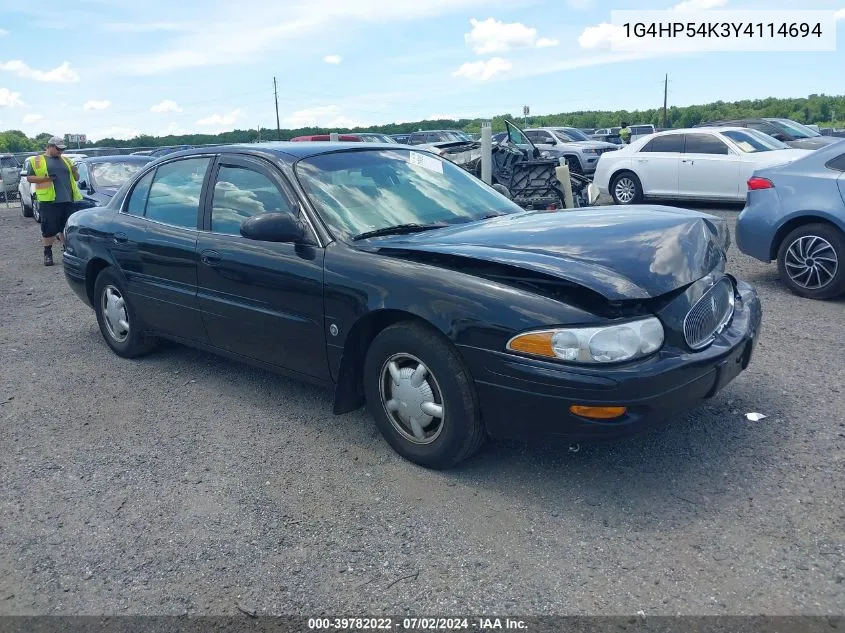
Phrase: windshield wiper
[{"left": 352, "top": 222, "right": 449, "bottom": 241}]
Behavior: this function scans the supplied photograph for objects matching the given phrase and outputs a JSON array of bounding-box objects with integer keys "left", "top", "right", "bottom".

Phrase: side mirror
[
  {"left": 20, "top": 170, "right": 27, "bottom": 178},
  {"left": 240, "top": 212, "right": 305, "bottom": 243},
  {"left": 78, "top": 180, "right": 89, "bottom": 191},
  {"left": 772, "top": 133, "right": 789, "bottom": 142}
]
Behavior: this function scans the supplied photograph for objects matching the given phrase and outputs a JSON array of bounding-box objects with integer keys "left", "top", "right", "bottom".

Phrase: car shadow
[{"left": 95, "top": 330, "right": 787, "bottom": 531}]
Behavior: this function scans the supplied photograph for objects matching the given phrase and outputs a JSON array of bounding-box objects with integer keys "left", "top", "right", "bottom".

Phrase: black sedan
[
  {"left": 31, "top": 155, "right": 152, "bottom": 223},
  {"left": 62, "top": 143, "right": 762, "bottom": 469}
]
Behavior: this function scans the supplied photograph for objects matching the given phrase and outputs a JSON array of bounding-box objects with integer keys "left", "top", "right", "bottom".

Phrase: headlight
[
  {"left": 506, "top": 317, "right": 664, "bottom": 364},
  {"left": 582, "top": 149, "right": 598, "bottom": 155}
]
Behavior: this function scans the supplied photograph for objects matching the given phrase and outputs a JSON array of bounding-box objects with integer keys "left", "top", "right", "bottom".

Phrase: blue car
[{"left": 736, "top": 140, "right": 845, "bottom": 299}]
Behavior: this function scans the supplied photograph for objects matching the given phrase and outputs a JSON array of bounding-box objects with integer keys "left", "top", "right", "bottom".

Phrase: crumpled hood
[{"left": 363, "top": 206, "right": 729, "bottom": 300}]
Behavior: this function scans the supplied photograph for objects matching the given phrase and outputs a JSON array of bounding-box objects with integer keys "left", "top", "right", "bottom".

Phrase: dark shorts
[{"left": 39, "top": 202, "right": 76, "bottom": 238}]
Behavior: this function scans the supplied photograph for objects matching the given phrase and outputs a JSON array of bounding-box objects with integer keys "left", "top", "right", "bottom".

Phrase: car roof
[
  {"left": 79, "top": 155, "right": 153, "bottom": 164},
  {"left": 156, "top": 142, "right": 409, "bottom": 162}
]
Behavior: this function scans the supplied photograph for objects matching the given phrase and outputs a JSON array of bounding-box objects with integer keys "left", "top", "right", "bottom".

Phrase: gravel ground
[{"left": 0, "top": 198, "right": 843, "bottom": 617}]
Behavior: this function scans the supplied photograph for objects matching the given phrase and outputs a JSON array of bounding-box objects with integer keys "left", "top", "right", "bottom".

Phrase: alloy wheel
[
  {"left": 614, "top": 177, "right": 636, "bottom": 203},
  {"left": 378, "top": 353, "right": 445, "bottom": 445},
  {"left": 784, "top": 235, "right": 838, "bottom": 290},
  {"left": 101, "top": 285, "right": 130, "bottom": 343}
]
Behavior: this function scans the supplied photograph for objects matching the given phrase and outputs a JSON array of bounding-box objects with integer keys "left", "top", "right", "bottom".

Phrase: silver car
[
  {"left": 524, "top": 127, "right": 618, "bottom": 175},
  {"left": 1, "top": 153, "right": 20, "bottom": 199}
]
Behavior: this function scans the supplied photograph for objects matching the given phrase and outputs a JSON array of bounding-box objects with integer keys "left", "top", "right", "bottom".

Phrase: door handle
[
  {"left": 682, "top": 159, "right": 695, "bottom": 164},
  {"left": 113, "top": 232, "right": 128, "bottom": 244},
  {"left": 200, "top": 250, "right": 222, "bottom": 265},
  {"left": 637, "top": 159, "right": 648, "bottom": 163}
]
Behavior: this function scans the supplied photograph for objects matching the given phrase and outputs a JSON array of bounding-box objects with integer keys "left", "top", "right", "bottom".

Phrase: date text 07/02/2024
[
  {"left": 622, "top": 22, "right": 823, "bottom": 38},
  {"left": 307, "top": 617, "right": 528, "bottom": 630}
]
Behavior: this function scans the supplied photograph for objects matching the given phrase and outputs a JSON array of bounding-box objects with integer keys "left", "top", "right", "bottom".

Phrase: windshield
[
  {"left": 295, "top": 149, "right": 522, "bottom": 240},
  {"left": 721, "top": 130, "right": 783, "bottom": 152},
  {"left": 360, "top": 134, "right": 397, "bottom": 143},
  {"left": 771, "top": 119, "right": 819, "bottom": 139},
  {"left": 91, "top": 161, "right": 147, "bottom": 188},
  {"left": 556, "top": 128, "right": 590, "bottom": 142}
]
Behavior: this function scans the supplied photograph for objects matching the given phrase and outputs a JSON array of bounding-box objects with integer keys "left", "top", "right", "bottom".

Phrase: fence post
[{"left": 480, "top": 121, "right": 492, "bottom": 185}]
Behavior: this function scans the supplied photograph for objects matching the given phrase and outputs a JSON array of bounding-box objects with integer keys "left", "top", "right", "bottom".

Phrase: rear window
[
  {"left": 0, "top": 155, "right": 19, "bottom": 168},
  {"left": 641, "top": 134, "right": 684, "bottom": 153},
  {"left": 826, "top": 153, "right": 845, "bottom": 171}
]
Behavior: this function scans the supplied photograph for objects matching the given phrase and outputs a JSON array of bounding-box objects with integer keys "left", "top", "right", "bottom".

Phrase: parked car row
[{"left": 592, "top": 122, "right": 845, "bottom": 300}]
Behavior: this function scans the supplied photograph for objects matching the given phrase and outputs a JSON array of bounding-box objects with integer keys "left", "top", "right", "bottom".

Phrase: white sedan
[{"left": 593, "top": 126, "right": 814, "bottom": 204}]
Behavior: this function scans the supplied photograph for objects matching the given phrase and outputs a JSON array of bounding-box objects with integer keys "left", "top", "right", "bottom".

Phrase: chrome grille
[{"left": 684, "top": 277, "right": 735, "bottom": 350}]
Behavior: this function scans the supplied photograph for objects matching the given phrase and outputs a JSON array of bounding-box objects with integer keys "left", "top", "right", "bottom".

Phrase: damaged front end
[{"left": 426, "top": 120, "right": 599, "bottom": 210}]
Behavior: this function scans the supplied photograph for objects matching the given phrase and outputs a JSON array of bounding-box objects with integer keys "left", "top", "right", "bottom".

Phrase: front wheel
[
  {"left": 20, "top": 196, "right": 32, "bottom": 218},
  {"left": 93, "top": 267, "right": 157, "bottom": 358},
  {"left": 776, "top": 223, "right": 845, "bottom": 299},
  {"left": 32, "top": 200, "right": 41, "bottom": 223},
  {"left": 610, "top": 171, "right": 642, "bottom": 205},
  {"left": 363, "top": 322, "right": 485, "bottom": 469}
]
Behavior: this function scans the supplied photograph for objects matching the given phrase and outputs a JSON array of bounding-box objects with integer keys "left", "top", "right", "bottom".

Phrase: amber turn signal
[
  {"left": 506, "top": 331, "right": 555, "bottom": 357},
  {"left": 569, "top": 405, "right": 627, "bottom": 419}
]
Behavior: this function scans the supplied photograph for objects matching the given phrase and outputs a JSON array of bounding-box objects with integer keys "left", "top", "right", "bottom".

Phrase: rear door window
[{"left": 640, "top": 134, "right": 684, "bottom": 153}]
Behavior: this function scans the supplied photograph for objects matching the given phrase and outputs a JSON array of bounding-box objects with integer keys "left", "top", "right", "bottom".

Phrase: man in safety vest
[
  {"left": 619, "top": 122, "right": 631, "bottom": 144},
  {"left": 26, "top": 136, "right": 82, "bottom": 266}
]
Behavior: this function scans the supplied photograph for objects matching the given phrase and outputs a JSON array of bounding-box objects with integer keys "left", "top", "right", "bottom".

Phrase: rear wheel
[
  {"left": 610, "top": 171, "right": 642, "bottom": 205},
  {"left": 93, "top": 267, "right": 157, "bottom": 358},
  {"left": 776, "top": 223, "right": 845, "bottom": 299},
  {"left": 363, "top": 322, "right": 485, "bottom": 469}
]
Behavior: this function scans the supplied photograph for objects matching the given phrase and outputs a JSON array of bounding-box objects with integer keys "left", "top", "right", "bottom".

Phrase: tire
[
  {"left": 93, "top": 267, "right": 157, "bottom": 358},
  {"left": 32, "top": 200, "right": 41, "bottom": 223},
  {"left": 776, "top": 223, "right": 845, "bottom": 300},
  {"left": 610, "top": 171, "right": 643, "bottom": 205},
  {"left": 20, "top": 196, "right": 32, "bottom": 218},
  {"left": 363, "top": 322, "right": 485, "bottom": 469}
]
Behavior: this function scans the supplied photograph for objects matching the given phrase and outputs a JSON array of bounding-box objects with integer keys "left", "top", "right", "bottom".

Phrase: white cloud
[
  {"left": 324, "top": 54, "right": 342, "bottom": 64},
  {"left": 101, "top": 22, "right": 184, "bottom": 32},
  {"left": 835, "top": 8, "right": 845, "bottom": 20},
  {"left": 23, "top": 113, "right": 44, "bottom": 124},
  {"left": 578, "top": 23, "right": 627, "bottom": 49},
  {"left": 84, "top": 100, "right": 111, "bottom": 111},
  {"left": 464, "top": 18, "right": 559, "bottom": 54},
  {"left": 0, "top": 60, "right": 80, "bottom": 82},
  {"left": 0, "top": 88, "right": 24, "bottom": 107},
  {"left": 452, "top": 57, "right": 512, "bottom": 81},
  {"left": 426, "top": 113, "right": 458, "bottom": 120},
  {"left": 282, "top": 105, "right": 363, "bottom": 129},
  {"left": 151, "top": 99, "right": 183, "bottom": 113},
  {"left": 0, "top": 28, "right": 8, "bottom": 36},
  {"left": 196, "top": 109, "right": 243, "bottom": 126}
]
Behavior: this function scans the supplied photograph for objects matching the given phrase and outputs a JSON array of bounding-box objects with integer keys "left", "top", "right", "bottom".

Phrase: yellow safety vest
[{"left": 30, "top": 154, "right": 83, "bottom": 203}]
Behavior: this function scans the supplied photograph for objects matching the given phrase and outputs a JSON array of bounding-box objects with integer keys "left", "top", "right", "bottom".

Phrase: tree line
[{"left": 2, "top": 93, "right": 843, "bottom": 152}]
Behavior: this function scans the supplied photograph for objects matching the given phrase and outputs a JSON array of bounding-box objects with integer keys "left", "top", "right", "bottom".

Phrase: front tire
[
  {"left": 363, "top": 322, "right": 485, "bottom": 469},
  {"left": 93, "top": 267, "right": 157, "bottom": 358},
  {"left": 32, "top": 199, "right": 41, "bottom": 223},
  {"left": 776, "top": 223, "right": 845, "bottom": 299},
  {"left": 610, "top": 171, "right": 642, "bottom": 205},
  {"left": 565, "top": 156, "right": 583, "bottom": 175}
]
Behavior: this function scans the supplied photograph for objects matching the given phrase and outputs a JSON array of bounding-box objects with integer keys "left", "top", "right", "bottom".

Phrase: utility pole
[
  {"left": 273, "top": 76, "right": 281, "bottom": 141},
  {"left": 662, "top": 74, "right": 668, "bottom": 129}
]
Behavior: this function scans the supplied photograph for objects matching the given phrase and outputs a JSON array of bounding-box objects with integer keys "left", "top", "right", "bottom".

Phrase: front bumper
[{"left": 459, "top": 280, "right": 762, "bottom": 443}]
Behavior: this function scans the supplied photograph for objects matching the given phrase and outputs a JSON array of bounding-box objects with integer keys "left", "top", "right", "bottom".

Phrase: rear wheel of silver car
[
  {"left": 32, "top": 200, "right": 41, "bottom": 223},
  {"left": 610, "top": 171, "right": 642, "bottom": 205},
  {"left": 20, "top": 196, "right": 32, "bottom": 218},
  {"left": 363, "top": 322, "right": 485, "bottom": 469},
  {"left": 777, "top": 223, "right": 845, "bottom": 300},
  {"left": 94, "top": 267, "right": 157, "bottom": 358}
]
